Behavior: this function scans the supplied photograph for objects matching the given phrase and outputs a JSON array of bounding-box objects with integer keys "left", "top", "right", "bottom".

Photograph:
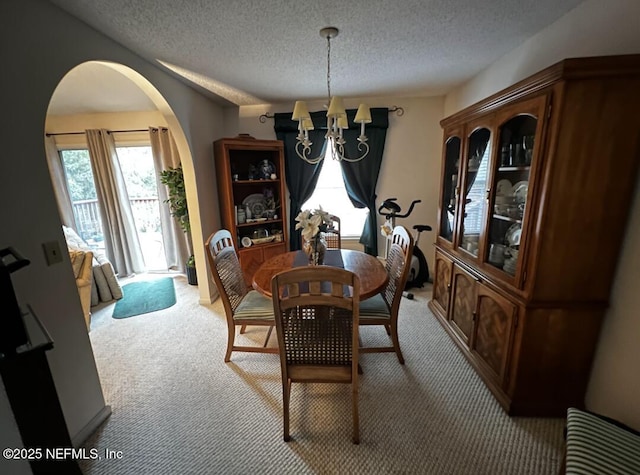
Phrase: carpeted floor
[{"left": 82, "top": 275, "right": 565, "bottom": 474}]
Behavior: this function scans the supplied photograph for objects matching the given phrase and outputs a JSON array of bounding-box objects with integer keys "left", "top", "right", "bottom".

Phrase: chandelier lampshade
[
  {"left": 327, "top": 97, "right": 346, "bottom": 118},
  {"left": 292, "top": 101, "right": 311, "bottom": 121}
]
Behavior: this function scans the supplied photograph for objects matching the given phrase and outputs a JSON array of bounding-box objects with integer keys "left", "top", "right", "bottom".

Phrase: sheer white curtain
[
  {"left": 149, "top": 127, "right": 189, "bottom": 271},
  {"left": 44, "top": 135, "right": 75, "bottom": 228},
  {"left": 85, "top": 129, "right": 144, "bottom": 276}
]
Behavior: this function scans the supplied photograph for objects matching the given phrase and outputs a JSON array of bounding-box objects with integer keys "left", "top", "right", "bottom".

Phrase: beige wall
[
  {"left": 0, "top": 0, "right": 225, "bottom": 463},
  {"left": 236, "top": 96, "right": 445, "bottom": 273},
  {"left": 444, "top": 0, "right": 640, "bottom": 429},
  {"left": 46, "top": 111, "right": 168, "bottom": 147}
]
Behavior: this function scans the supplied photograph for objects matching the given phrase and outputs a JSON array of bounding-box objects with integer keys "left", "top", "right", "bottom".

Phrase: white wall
[
  {"left": 444, "top": 0, "right": 640, "bottom": 429},
  {"left": 237, "top": 95, "right": 445, "bottom": 272},
  {"left": 0, "top": 0, "right": 225, "bottom": 454}
]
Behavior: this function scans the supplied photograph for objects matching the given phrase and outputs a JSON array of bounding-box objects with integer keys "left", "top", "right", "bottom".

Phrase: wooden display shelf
[{"left": 214, "top": 136, "right": 289, "bottom": 284}]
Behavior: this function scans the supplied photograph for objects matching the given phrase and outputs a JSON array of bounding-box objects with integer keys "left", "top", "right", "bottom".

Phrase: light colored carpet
[{"left": 81, "top": 274, "right": 564, "bottom": 474}]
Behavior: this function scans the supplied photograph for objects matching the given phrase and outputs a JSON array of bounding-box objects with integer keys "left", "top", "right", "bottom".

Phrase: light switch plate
[{"left": 43, "top": 241, "right": 63, "bottom": 266}]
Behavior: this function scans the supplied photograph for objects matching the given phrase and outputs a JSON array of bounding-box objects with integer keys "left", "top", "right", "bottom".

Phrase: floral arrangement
[
  {"left": 295, "top": 206, "right": 331, "bottom": 264},
  {"left": 295, "top": 206, "right": 331, "bottom": 242}
]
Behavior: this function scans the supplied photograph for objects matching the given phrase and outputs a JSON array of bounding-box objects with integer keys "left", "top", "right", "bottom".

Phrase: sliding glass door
[
  {"left": 60, "top": 149, "right": 105, "bottom": 251},
  {"left": 60, "top": 146, "right": 167, "bottom": 270},
  {"left": 116, "top": 146, "right": 166, "bottom": 270}
]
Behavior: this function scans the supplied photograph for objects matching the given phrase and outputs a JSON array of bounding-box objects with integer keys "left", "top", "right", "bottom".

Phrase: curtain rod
[
  {"left": 258, "top": 105, "right": 405, "bottom": 123},
  {"left": 45, "top": 128, "right": 150, "bottom": 137}
]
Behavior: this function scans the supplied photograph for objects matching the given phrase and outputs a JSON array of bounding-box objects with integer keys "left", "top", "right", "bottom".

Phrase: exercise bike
[{"left": 378, "top": 198, "right": 432, "bottom": 299}]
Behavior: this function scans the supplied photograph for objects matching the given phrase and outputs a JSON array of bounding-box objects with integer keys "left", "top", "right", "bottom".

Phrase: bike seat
[{"left": 413, "top": 224, "right": 432, "bottom": 232}]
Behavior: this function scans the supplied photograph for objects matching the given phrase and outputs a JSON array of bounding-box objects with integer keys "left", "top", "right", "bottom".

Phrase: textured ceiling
[{"left": 47, "top": 0, "right": 586, "bottom": 112}]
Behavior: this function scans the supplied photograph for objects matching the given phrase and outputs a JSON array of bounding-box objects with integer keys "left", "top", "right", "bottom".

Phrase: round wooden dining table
[{"left": 252, "top": 249, "right": 388, "bottom": 300}]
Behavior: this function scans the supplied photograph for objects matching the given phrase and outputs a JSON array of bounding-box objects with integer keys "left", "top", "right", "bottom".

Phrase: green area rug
[{"left": 112, "top": 278, "right": 176, "bottom": 319}]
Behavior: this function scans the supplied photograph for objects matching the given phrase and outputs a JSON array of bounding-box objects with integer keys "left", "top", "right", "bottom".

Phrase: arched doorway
[{"left": 45, "top": 60, "right": 209, "bottom": 324}]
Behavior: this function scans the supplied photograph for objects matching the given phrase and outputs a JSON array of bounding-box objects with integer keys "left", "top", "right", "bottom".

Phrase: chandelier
[{"left": 292, "top": 27, "right": 371, "bottom": 164}]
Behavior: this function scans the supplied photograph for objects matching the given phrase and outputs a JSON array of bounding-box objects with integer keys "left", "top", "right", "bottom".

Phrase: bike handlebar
[{"left": 378, "top": 198, "right": 422, "bottom": 218}]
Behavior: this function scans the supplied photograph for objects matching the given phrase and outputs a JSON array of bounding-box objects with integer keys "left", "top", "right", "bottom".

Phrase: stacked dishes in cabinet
[
  {"left": 490, "top": 176, "right": 525, "bottom": 275},
  {"left": 494, "top": 179, "right": 528, "bottom": 220},
  {"left": 488, "top": 243, "right": 507, "bottom": 266},
  {"left": 512, "top": 181, "right": 528, "bottom": 219},
  {"left": 494, "top": 180, "right": 516, "bottom": 217},
  {"left": 502, "top": 225, "right": 521, "bottom": 275}
]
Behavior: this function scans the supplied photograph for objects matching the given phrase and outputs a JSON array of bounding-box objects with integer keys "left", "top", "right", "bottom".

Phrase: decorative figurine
[
  {"left": 248, "top": 164, "right": 257, "bottom": 180},
  {"left": 258, "top": 160, "right": 275, "bottom": 180}
]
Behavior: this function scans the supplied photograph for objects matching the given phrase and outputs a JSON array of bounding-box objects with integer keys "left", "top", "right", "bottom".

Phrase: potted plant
[{"left": 159, "top": 165, "right": 197, "bottom": 285}]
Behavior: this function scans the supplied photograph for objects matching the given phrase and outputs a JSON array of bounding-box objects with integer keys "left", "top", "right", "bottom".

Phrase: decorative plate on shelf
[
  {"left": 505, "top": 224, "right": 522, "bottom": 246},
  {"left": 242, "top": 193, "right": 267, "bottom": 218},
  {"left": 241, "top": 236, "right": 252, "bottom": 248},
  {"left": 496, "top": 179, "right": 513, "bottom": 196},
  {"left": 513, "top": 181, "right": 529, "bottom": 204},
  {"left": 251, "top": 201, "right": 266, "bottom": 217}
]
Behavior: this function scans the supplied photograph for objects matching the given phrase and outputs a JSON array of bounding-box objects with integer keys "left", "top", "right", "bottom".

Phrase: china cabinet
[
  {"left": 214, "top": 136, "right": 289, "bottom": 284},
  {"left": 429, "top": 54, "right": 640, "bottom": 416}
]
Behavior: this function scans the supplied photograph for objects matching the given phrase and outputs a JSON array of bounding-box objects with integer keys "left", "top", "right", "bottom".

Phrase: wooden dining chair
[
  {"left": 359, "top": 225, "right": 414, "bottom": 364},
  {"left": 323, "top": 214, "right": 341, "bottom": 249},
  {"left": 271, "top": 266, "right": 361, "bottom": 444},
  {"left": 205, "top": 229, "right": 277, "bottom": 362}
]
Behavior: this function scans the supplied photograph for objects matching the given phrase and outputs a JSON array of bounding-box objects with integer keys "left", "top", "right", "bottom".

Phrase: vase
[{"left": 303, "top": 235, "right": 327, "bottom": 265}]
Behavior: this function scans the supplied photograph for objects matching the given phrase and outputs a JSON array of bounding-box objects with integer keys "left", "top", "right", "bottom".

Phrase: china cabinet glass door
[
  {"left": 438, "top": 134, "right": 462, "bottom": 245},
  {"left": 459, "top": 127, "right": 492, "bottom": 258},
  {"left": 485, "top": 111, "right": 539, "bottom": 277}
]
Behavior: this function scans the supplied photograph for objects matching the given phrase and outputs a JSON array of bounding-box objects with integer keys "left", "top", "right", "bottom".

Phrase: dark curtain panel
[
  {"left": 441, "top": 137, "right": 461, "bottom": 241},
  {"left": 339, "top": 108, "right": 389, "bottom": 255},
  {"left": 274, "top": 111, "right": 327, "bottom": 250}
]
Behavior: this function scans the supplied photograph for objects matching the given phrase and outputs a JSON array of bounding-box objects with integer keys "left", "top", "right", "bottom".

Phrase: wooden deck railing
[{"left": 72, "top": 197, "right": 161, "bottom": 244}]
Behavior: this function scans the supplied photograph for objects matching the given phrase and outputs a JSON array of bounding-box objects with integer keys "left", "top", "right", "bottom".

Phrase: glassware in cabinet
[{"left": 485, "top": 113, "right": 538, "bottom": 276}]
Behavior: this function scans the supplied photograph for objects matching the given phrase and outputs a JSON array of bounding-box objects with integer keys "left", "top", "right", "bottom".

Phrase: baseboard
[
  {"left": 199, "top": 287, "right": 219, "bottom": 305},
  {"left": 196, "top": 273, "right": 219, "bottom": 305},
  {"left": 71, "top": 404, "right": 112, "bottom": 448}
]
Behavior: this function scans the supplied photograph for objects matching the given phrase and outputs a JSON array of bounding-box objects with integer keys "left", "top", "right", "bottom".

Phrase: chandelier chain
[{"left": 326, "top": 33, "right": 332, "bottom": 100}]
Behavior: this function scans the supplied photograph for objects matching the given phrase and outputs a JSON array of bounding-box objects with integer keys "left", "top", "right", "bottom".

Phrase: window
[{"left": 302, "top": 150, "right": 368, "bottom": 237}]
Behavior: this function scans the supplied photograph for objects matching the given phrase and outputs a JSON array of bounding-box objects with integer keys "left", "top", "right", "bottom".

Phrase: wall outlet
[{"left": 43, "top": 241, "right": 63, "bottom": 266}]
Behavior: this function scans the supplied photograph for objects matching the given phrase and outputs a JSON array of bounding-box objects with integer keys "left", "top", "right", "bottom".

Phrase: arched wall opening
[{"left": 45, "top": 60, "right": 213, "bottom": 302}]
